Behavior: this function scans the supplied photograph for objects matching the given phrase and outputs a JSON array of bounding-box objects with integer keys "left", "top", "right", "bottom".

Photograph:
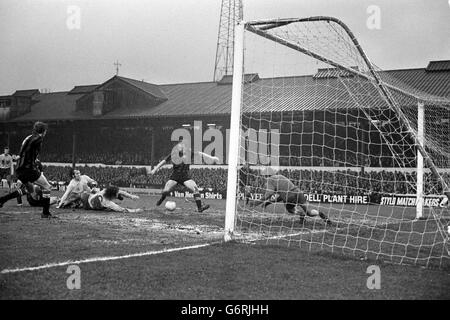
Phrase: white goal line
[{"left": 0, "top": 242, "right": 221, "bottom": 275}]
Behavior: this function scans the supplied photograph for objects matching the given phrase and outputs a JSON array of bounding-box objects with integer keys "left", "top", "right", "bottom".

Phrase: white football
[{"left": 165, "top": 201, "right": 177, "bottom": 211}]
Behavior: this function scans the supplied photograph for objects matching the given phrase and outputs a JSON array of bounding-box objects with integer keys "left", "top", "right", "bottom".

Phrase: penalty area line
[{"left": 1, "top": 242, "right": 221, "bottom": 275}]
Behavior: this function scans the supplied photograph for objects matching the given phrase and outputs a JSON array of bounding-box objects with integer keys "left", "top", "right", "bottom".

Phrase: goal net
[{"left": 224, "top": 17, "right": 450, "bottom": 268}]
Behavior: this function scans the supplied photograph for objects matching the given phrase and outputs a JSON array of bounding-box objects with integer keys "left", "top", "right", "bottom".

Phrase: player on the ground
[
  {"left": 250, "top": 167, "right": 332, "bottom": 226},
  {"left": 0, "top": 122, "right": 55, "bottom": 218},
  {"left": 150, "top": 137, "right": 219, "bottom": 213},
  {"left": 0, "top": 146, "right": 22, "bottom": 206},
  {"left": 80, "top": 185, "right": 142, "bottom": 213},
  {"left": 0, "top": 181, "right": 59, "bottom": 208},
  {"left": 57, "top": 168, "right": 97, "bottom": 208}
]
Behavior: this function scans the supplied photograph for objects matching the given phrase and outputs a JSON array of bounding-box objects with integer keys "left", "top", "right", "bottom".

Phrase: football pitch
[{"left": 0, "top": 191, "right": 449, "bottom": 300}]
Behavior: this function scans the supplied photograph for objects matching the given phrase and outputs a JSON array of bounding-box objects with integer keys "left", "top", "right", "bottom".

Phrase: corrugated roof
[
  {"left": 116, "top": 76, "right": 167, "bottom": 100},
  {"left": 68, "top": 85, "right": 99, "bottom": 95},
  {"left": 426, "top": 60, "right": 450, "bottom": 72},
  {"left": 217, "top": 73, "right": 260, "bottom": 85},
  {"left": 6, "top": 62, "right": 450, "bottom": 122},
  {"left": 11, "top": 92, "right": 89, "bottom": 121},
  {"left": 12, "top": 89, "right": 40, "bottom": 97},
  {"left": 104, "top": 81, "right": 233, "bottom": 118},
  {"left": 242, "top": 75, "right": 382, "bottom": 112},
  {"left": 382, "top": 68, "right": 450, "bottom": 98},
  {"left": 313, "top": 67, "right": 359, "bottom": 78}
]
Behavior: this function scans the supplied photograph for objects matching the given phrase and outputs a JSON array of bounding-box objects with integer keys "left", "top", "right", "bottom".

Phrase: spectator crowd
[{"left": 42, "top": 165, "right": 449, "bottom": 197}]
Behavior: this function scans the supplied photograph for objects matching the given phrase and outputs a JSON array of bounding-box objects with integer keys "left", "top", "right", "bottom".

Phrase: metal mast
[{"left": 213, "top": 0, "right": 243, "bottom": 82}]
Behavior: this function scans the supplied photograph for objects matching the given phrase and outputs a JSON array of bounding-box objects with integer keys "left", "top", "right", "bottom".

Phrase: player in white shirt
[
  {"left": 0, "top": 147, "right": 15, "bottom": 188},
  {"left": 0, "top": 146, "right": 22, "bottom": 206},
  {"left": 57, "top": 168, "right": 97, "bottom": 208},
  {"left": 80, "top": 185, "right": 143, "bottom": 213}
]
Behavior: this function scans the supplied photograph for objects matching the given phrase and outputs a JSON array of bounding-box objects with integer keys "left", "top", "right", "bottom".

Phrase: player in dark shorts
[
  {"left": 250, "top": 167, "right": 332, "bottom": 225},
  {"left": 150, "top": 137, "right": 219, "bottom": 213},
  {"left": 0, "top": 161, "right": 59, "bottom": 208},
  {"left": 0, "top": 122, "right": 55, "bottom": 218},
  {"left": 25, "top": 184, "right": 59, "bottom": 207}
]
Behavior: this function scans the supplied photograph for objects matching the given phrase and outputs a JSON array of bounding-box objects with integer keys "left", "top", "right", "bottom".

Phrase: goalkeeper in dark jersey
[
  {"left": 250, "top": 167, "right": 332, "bottom": 226},
  {"left": 150, "top": 137, "right": 218, "bottom": 213},
  {"left": 0, "top": 122, "right": 55, "bottom": 218}
]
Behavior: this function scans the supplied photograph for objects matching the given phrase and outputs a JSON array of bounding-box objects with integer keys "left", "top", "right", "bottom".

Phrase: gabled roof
[
  {"left": 11, "top": 92, "right": 87, "bottom": 121},
  {"left": 12, "top": 89, "right": 40, "bottom": 97},
  {"left": 68, "top": 85, "right": 99, "bottom": 95},
  {"left": 6, "top": 60, "right": 450, "bottom": 123},
  {"left": 382, "top": 68, "right": 450, "bottom": 98},
  {"left": 217, "top": 73, "right": 260, "bottom": 85},
  {"left": 426, "top": 60, "right": 450, "bottom": 72},
  {"left": 116, "top": 76, "right": 167, "bottom": 100},
  {"left": 107, "top": 81, "right": 232, "bottom": 118},
  {"left": 313, "top": 67, "right": 359, "bottom": 78}
]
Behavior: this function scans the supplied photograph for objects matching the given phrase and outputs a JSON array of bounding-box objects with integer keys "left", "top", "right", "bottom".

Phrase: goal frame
[{"left": 224, "top": 17, "right": 450, "bottom": 242}]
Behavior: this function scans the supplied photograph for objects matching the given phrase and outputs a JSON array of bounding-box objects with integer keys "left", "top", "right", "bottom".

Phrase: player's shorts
[
  {"left": 170, "top": 173, "right": 192, "bottom": 185},
  {"left": 284, "top": 188, "right": 307, "bottom": 214},
  {"left": 26, "top": 194, "right": 41, "bottom": 207},
  {"left": 15, "top": 168, "right": 41, "bottom": 184},
  {"left": 0, "top": 168, "right": 11, "bottom": 181}
]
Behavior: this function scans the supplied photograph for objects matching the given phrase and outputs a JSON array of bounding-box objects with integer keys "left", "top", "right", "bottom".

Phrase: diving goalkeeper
[{"left": 250, "top": 167, "right": 332, "bottom": 226}]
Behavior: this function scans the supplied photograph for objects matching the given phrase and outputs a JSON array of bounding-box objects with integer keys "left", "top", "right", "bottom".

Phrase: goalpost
[{"left": 225, "top": 17, "right": 450, "bottom": 268}]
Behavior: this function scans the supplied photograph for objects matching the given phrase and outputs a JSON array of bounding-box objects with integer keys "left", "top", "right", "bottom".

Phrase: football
[{"left": 165, "top": 201, "right": 177, "bottom": 211}]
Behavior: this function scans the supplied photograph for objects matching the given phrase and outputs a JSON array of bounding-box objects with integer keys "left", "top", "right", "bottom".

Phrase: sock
[
  {"left": 0, "top": 190, "right": 21, "bottom": 205},
  {"left": 42, "top": 190, "right": 51, "bottom": 215},
  {"left": 157, "top": 191, "right": 169, "bottom": 205},
  {"left": 194, "top": 193, "right": 202, "bottom": 210},
  {"left": 41, "top": 198, "right": 50, "bottom": 215}
]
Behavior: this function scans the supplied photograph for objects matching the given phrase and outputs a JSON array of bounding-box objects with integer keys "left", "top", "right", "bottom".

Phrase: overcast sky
[{"left": 0, "top": 0, "right": 449, "bottom": 95}]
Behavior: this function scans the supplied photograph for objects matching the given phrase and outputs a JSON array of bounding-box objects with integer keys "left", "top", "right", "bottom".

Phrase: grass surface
[{"left": 0, "top": 190, "right": 449, "bottom": 300}]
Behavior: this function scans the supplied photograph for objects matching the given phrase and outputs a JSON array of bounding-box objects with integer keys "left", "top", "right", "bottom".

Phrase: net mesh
[{"left": 232, "top": 18, "right": 450, "bottom": 268}]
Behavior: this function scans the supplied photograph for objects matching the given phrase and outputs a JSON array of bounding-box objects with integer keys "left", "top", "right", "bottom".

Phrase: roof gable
[
  {"left": 115, "top": 76, "right": 168, "bottom": 100},
  {"left": 426, "top": 60, "right": 450, "bottom": 72},
  {"left": 68, "top": 85, "right": 99, "bottom": 95},
  {"left": 313, "top": 67, "right": 359, "bottom": 78},
  {"left": 5, "top": 62, "right": 450, "bottom": 122},
  {"left": 12, "top": 89, "right": 40, "bottom": 97},
  {"left": 217, "top": 73, "right": 260, "bottom": 85}
]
